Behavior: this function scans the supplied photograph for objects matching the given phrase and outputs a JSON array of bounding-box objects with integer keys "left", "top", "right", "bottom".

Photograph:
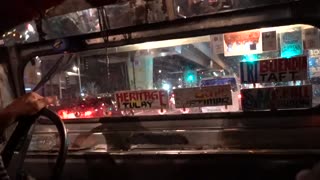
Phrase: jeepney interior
[{"left": 1, "top": 0, "right": 320, "bottom": 179}]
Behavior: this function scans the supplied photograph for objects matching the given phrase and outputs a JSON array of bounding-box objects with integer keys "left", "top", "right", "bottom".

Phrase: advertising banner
[
  {"left": 303, "top": 28, "right": 320, "bottom": 50},
  {"left": 224, "top": 30, "right": 262, "bottom": 56},
  {"left": 115, "top": 90, "right": 168, "bottom": 110},
  {"left": 174, "top": 85, "right": 232, "bottom": 108},
  {"left": 262, "top": 31, "right": 277, "bottom": 51},
  {"left": 241, "top": 87, "right": 273, "bottom": 110},
  {"left": 240, "top": 56, "right": 308, "bottom": 84},
  {"left": 210, "top": 34, "right": 224, "bottom": 54},
  {"left": 280, "top": 27, "right": 303, "bottom": 58},
  {"left": 276, "top": 85, "right": 312, "bottom": 109},
  {"left": 241, "top": 85, "right": 312, "bottom": 111}
]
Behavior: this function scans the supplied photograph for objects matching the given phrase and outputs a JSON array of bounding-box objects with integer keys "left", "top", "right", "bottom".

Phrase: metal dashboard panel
[{"left": 28, "top": 110, "right": 320, "bottom": 154}]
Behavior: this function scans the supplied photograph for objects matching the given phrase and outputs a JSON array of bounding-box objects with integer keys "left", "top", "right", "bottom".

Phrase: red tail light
[{"left": 84, "top": 111, "right": 93, "bottom": 117}]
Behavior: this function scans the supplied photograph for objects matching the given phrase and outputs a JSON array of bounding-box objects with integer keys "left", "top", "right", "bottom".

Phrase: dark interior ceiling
[{"left": 0, "top": 0, "right": 118, "bottom": 34}]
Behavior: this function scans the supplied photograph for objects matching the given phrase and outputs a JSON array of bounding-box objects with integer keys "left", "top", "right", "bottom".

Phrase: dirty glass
[
  {"left": 2, "top": 21, "right": 39, "bottom": 45},
  {"left": 174, "top": 0, "right": 293, "bottom": 18},
  {"left": 104, "top": 0, "right": 167, "bottom": 29},
  {"left": 41, "top": 0, "right": 168, "bottom": 40},
  {"left": 24, "top": 24, "right": 320, "bottom": 119},
  {"left": 42, "top": 8, "right": 100, "bottom": 40},
  {"left": 2, "top": 0, "right": 295, "bottom": 44},
  {"left": 1, "top": 8, "right": 100, "bottom": 43}
]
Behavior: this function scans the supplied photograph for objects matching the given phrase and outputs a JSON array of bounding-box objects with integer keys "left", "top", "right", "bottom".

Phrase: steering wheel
[{"left": 1, "top": 108, "right": 69, "bottom": 180}]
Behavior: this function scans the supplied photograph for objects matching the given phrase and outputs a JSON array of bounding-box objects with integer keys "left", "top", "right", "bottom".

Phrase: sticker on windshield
[
  {"left": 241, "top": 85, "right": 312, "bottom": 111},
  {"left": 174, "top": 85, "right": 232, "bottom": 108},
  {"left": 240, "top": 56, "right": 308, "bottom": 84},
  {"left": 115, "top": 90, "right": 168, "bottom": 110}
]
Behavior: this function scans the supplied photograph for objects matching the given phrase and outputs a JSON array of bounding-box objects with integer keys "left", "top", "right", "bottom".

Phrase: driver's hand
[{"left": 4, "top": 92, "right": 57, "bottom": 118}]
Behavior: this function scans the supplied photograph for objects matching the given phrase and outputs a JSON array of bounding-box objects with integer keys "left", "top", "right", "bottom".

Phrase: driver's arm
[
  {"left": 0, "top": 92, "right": 54, "bottom": 180},
  {"left": 0, "top": 92, "right": 55, "bottom": 131}
]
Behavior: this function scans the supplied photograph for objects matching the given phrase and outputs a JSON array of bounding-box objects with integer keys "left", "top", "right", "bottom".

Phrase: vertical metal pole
[
  {"left": 49, "top": 79, "right": 53, "bottom": 97},
  {"left": 59, "top": 73, "right": 62, "bottom": 99},
  {"left": 7, "top": 46, "right": 22, "bottom": 97},
  {"left": 77, "top": 56, "right": 82, "bottom": 95},
  {"left": 130, "top": 52, "right": 136, "bottom": 90},
  {"left": 165, "top": 0, "right": 176, "bottom": 20}
]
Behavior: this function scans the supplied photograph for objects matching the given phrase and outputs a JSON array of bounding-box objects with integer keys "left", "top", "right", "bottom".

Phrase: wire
[
  {"left": 98, "top": 7, "right": 111, "bottom": 92},
  {"left": 32, "top": 55, "right": 65, "bottom": 92}
]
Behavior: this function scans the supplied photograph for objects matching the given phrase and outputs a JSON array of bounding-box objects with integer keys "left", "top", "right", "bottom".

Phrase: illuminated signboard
[
  {"left": 240, "top": 56, "right": 308, "bottom": 84},
  {"left": 173, "top": 85, "right": 232, "bottom": 108},
  {"left": 241, "top": 85, "right": 312, "bottom": 111},
  {"left": 115, "top": 90, "right": 168, "bottom": 110}
]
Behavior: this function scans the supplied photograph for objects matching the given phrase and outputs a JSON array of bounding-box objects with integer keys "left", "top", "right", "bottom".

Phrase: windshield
[{"left": 24, "top": 24, "right": 320, "bottom": 120}]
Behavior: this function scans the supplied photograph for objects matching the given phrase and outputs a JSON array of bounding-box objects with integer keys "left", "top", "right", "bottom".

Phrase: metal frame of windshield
[{"left": 6, "top": 0, "right": 320, "bottom": 122}]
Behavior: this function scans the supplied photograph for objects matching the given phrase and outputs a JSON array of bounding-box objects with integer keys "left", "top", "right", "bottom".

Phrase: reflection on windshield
[
  {"left": 2, "top": 0, "right": 295, "bottom": 44},
  {"left": 2, "top": 21, "right": 39, "bottom": 45},
  {"left": 24, "top": 24, "right": 320, "bottom": 119},
  {"left": 175, "top": 0, "right": 293, "bottom": 18},
  {"left": 43, "top": 8, "right": 100, "bottom": 39}
]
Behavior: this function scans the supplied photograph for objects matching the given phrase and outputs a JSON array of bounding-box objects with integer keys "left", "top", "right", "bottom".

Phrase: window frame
[{"left": 11, "top": 0, "right": 320, "bottom": 122}]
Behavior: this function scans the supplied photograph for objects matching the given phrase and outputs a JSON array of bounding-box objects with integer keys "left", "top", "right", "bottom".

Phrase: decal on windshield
[
  {"left": 241, "top": 85, "right": 312, "bottom": 111},
  {"left": 174, "top": 85, "right": 232, "bottom": 108},
  {"left": 240, "top": 56, "right": 308, "bottom": 83},
  {"left": 115, "top": 90, "right": 168, "bottom": 110}
]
